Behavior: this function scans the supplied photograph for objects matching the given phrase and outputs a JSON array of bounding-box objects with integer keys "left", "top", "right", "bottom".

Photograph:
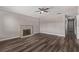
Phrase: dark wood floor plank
[
  {"left": 22, "top": 38, "right": 47, "bottom": 52},
  {"left": 0, "top": 33, "right": 79, "bottom": 52}
]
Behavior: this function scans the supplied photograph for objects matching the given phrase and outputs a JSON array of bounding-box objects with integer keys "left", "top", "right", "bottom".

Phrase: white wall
[
  {"left": 40, "top": 15, "right": 65, "bottom": 36},
  {"left": 0, "top": 10, "right": 39, "bottom": 40},
  {"left": 0, "top": 6, "right": 77, "bottom": 40},
  {"left": 40, "top": 6, "right": 77, "bottom": 37}
]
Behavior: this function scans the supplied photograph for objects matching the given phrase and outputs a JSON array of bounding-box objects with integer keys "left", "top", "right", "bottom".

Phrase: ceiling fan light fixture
[
  {"left": 40, "top": 11, "right": 44, "bottom": 14},
  {"left": 36, "top": 8, "right": 50, "bottom": 14}
]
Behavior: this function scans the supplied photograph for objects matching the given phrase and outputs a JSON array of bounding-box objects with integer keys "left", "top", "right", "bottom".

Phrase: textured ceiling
[{"left": 0, "top": 6, "right": 78, "bottom": 18}]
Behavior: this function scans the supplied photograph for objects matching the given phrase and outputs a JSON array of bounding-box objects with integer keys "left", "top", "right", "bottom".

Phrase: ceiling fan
[
  {"left": 35, "top": 7, "right": 64, "bottom": 15},
  {"left": 36, "top": 8, "right": 50, "bottom": 14}
]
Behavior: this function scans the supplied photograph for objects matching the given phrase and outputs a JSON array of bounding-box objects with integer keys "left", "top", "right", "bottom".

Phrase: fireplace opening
[{"left": 23, "top": 29, "right": 31, "bottom": 36}]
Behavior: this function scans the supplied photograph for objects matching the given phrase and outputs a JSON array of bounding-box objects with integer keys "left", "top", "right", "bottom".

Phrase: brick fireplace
[{"left": 20, "top": 25, "right": 33, "bottom": 38}]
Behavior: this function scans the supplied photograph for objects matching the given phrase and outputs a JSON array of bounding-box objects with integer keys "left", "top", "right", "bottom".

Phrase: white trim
[
  {"left": 0, "top": 36, "right": 20, "bottom": 41},
  {"left": 41, "top": 33, "right": 65, "bottom": 37},
  {"left": 0, "top": 33, "right": 65, "bottom": 41}
]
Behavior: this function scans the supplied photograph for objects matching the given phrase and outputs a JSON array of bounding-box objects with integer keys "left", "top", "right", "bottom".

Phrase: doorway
[{"left": 65, "top": 15, "right": 77, "bottom": 39}]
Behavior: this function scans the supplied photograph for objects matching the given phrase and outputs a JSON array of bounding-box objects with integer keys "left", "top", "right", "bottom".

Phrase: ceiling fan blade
[
  {"left": 44, "top": 8, "right": 49, "bottom": 10},
  {"left": 44, "top": 11, "right": 48, "bottom": 12},
  {"left": 39, "top": 8, "right": 42, "bottom": 10},
  {"left": 35, "top": 11, "right": 42, "bottom": 14}
]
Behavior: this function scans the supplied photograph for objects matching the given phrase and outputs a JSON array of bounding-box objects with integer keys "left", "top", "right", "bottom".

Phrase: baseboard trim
[
  {"left": 40, "top": 33, "right": 65, "bottom": 37},
  {"left": 0, "top": 36, "right": 20, "bottom": 41},
  {"left": 0, "top": 33, "right": 65, "bottom": 41}
]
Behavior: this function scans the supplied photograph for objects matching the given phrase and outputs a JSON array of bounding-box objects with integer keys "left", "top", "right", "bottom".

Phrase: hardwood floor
[{"left": 0, "top": 33, "right": 79, "bottom": 52}]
